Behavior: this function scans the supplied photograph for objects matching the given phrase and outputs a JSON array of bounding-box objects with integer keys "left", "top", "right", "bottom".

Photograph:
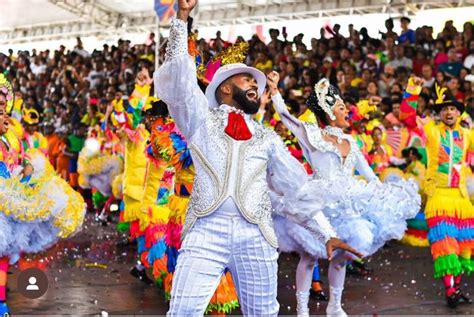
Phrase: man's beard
[{"left": 232, "top": 85, "right": 260, "bottom": 114}]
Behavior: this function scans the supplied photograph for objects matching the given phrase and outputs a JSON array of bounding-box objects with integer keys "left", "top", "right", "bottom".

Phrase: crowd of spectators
[
  {"left": 238, "top": 17, "right": 474, "bottom": 122},
  {"left": 0, "top": 16, "right": 474, "bottom": 163}
]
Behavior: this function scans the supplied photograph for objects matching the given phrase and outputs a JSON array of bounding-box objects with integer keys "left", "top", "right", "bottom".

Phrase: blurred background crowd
[{"left": 1, "top": 16, "right": 473, "bottom": 181}]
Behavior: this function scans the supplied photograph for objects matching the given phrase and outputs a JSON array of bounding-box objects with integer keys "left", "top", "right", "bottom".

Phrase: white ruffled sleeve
[
  {"left": 153, "top": 17, "right": 209, "bottom": 140},
  {"left": 267, "top": 137, "right": 338, "bottom": 243},
  {"left": 271, "top": 93, "right": 315, "bottom": 151}
]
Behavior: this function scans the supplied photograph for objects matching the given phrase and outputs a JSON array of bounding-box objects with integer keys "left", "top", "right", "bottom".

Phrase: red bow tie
[{"left": 225, "top": 112, "right": 252, "bottom": 141}]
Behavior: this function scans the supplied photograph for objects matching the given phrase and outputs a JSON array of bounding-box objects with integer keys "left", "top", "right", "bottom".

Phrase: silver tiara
[{"left": 314, "top": 78, "right": 341, "bottom": 121}]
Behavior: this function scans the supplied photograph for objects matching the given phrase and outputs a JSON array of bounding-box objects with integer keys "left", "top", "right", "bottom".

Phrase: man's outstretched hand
[
  {"left": 177, "top": 0, "right": 197, "bottom": 21},
  {"left": 326, "top": 237, "right": 363, "bottom": 261}
]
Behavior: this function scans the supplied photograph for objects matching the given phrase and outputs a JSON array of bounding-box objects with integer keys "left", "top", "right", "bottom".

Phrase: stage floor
[{"left": 7, "top": 213, "right": 473, "bottom": 316}]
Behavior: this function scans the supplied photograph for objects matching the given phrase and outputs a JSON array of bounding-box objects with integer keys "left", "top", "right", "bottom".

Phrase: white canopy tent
[{"left": 2, "top": 0, "right": 474, "bottom": 46}]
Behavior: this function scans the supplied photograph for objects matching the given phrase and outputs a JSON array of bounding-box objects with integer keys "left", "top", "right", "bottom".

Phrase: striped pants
[
  {"left": 426, "top": 188, "right": 474, "bottom": 278},
  {"left": 167, "top": 208, "right": 279, "bottom": 316}
]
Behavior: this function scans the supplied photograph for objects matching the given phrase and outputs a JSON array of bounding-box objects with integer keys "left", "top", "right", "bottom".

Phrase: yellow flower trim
[
  {"left": 51, "top": 175, "right": 86, "bottom": 238},
  {"left": 112, "top": 173, "right": 123, "bottom": 198},
  {"left": 1, "top": 149, "right": 86, "bottom": 238},
  {"left": 0, "top": 177, "right": 54, "bottom": 221},
  {"left": 78, "top": 153, "right": 123, "bottom": 176}
]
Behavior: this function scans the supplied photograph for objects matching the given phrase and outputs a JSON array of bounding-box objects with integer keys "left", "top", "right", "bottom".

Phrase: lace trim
[
  {"left": 322, "top": 126, "right": 352, "bottom": 142},
  {"left": 165, "top": 17, "right": 188, "bottom": 60},
  {"left": 303, "top": 123, "right": 357, "bottom": 169}
]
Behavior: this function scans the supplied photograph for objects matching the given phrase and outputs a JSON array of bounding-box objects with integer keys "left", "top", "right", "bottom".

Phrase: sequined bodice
[{"left": 302, "top": 123, "right": 358, "bottom": 180}]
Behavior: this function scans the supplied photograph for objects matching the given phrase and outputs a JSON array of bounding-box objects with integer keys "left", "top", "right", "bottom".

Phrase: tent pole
[
  {"left": 155, "top": 15, "right": 160, "bottom": 70},
  {"left": 154, "top": 15, "right": 160, "bottom": 98}
]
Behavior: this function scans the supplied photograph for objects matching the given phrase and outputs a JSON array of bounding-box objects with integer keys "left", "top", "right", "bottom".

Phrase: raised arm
[
  {"left": 101, "top": 102, "right": 113, "bottom": 132},
  {"left": 153, "top": 0, "right": 208, "bottom": 140},
  {"left": 267, "top": 71, "right": 315, "bottom": 150},
  {"left": 400, "top": 77, "right": 423, "bottom": 130},
  {"left": 268, "top": 137, "right": 362, "bottom": 259}
]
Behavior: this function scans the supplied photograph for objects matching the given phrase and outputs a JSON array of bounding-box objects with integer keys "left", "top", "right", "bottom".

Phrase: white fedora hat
[{"left": 205, "top": 63, "right": 267, "bottom": 108}]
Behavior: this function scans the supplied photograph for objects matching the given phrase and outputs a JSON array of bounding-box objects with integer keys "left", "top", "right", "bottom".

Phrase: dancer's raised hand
[
  {"left": 177, "top": 0, "right": 197, "bottom": 21},
  {"left": 368, "top": 95, "right": 382, "bottom": 106},
  {"left": 412, "top": 76, "right": 424, "bottom": 86},
  {"left": 326, "top": 237, "right": 363, "bottom": 261},
  {"left": 105, "top": 103, "right": 114, "bottom": 116},
  {"left": 266, "top": 71, "right": 280, "bottom": 95}
]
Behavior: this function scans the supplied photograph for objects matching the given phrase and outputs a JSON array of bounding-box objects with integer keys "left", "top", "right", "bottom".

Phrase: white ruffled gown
[{"left": 271, "top": 93, "right": 421, "bottom": 258}]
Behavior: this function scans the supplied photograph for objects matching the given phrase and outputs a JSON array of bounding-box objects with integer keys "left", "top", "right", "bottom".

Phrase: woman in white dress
[{"left": 267, "top": 72, "right": 420, "bottom": 317}]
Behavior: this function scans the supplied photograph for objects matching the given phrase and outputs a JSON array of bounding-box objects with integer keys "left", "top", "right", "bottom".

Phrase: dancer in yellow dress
[
  {"left": 77, "top": 126, "right": 123, "bottom": 224},
  {"left": 102, "top": 69, "right": 172, "bottom": 284},
  {"left": 0, "top": 74, "right": 86, "bottom": 315},
  {"left": 400, "top": 147, "right": 429, "bottom": 247}
]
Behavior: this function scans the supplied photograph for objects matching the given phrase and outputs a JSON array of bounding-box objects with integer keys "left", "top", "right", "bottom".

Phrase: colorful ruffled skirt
[
  {"left": 401, "top": 211, "right": 429, "bottom": 247},
  {"left": 78, "top": 151, "right": 123, "bottom": 198},
  {"left": 425, "top": 188, "right": 474, "bottom": 278},
  {"left": 139, "top": 170, "right": 174, "bottom": 278},
  {"left": 0, "top": 151, "right": 86, "bottom": 263}
]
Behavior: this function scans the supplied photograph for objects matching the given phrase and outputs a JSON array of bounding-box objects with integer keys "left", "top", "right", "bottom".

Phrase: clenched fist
[
  {"left": 368, "top": 96, "right": 382, "bottom": 106},
  {"left": 266, "top": 71, "right": 280, "bottom": 96},
  {"left": 412, "top": 76, "right": 424, "bottom": 86},
  {"left": 177, "top": 0, "right": 197, "bottom": 21}
]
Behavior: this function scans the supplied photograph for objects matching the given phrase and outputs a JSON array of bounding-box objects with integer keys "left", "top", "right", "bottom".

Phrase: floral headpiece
[
  {"left": 308, "top": 78, "right": 343, "bottom": 121},
  {"left": 196, "top": 42, "right": 249, "bottom": 85},
  {"left": 0, "top": 74, "right": 13, "bottom": 112}
]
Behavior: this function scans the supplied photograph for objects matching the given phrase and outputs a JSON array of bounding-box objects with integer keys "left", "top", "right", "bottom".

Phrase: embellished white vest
[{"left": 182, "top": 108, "right": 279, "bottom": 247}]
